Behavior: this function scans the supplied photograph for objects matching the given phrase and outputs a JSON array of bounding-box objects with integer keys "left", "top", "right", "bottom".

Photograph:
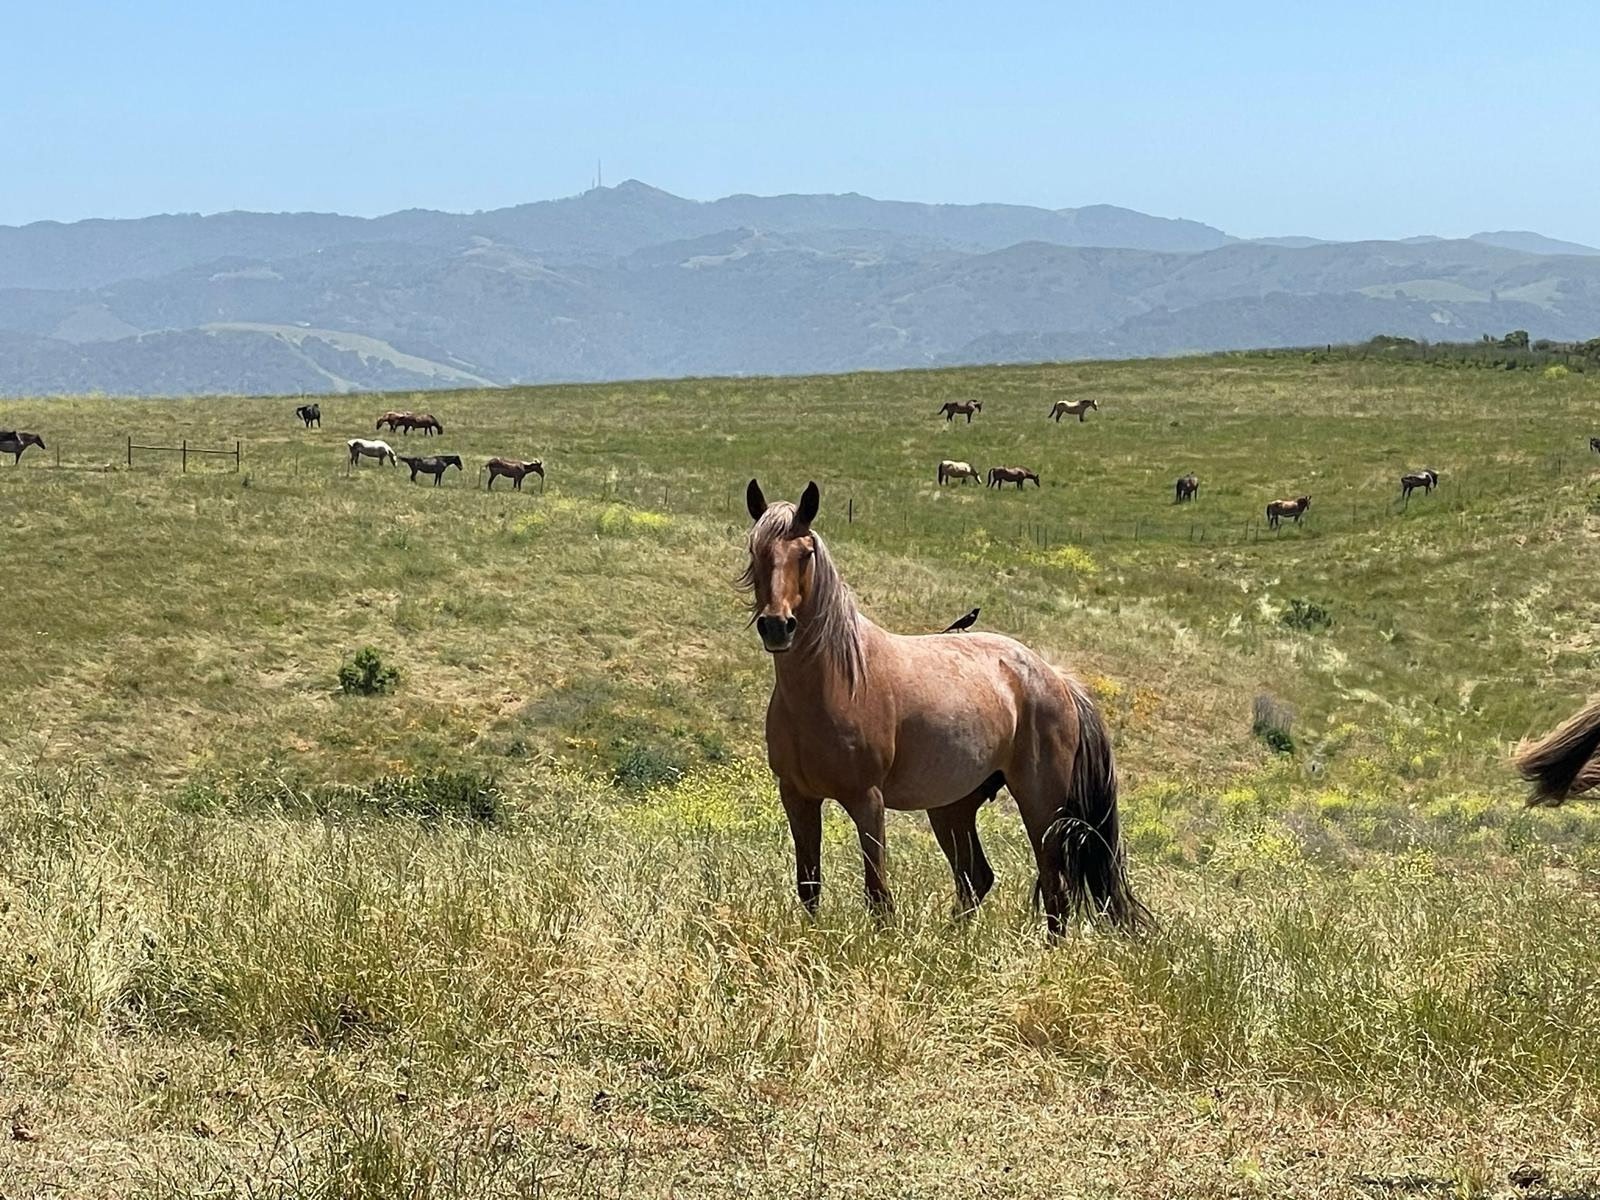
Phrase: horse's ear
[
  {"left": 795, "top": 481, "right": 820, "bottom": 531},
  {"left": 746, "top": 479, "right": 768, "bottom": 522}
]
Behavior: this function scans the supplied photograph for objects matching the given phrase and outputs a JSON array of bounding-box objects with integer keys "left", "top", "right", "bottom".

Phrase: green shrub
[
  {"left": 1281, "top": 598, "right": 1333, "bottom": 632},
  {"left": 338, "top": 646, "right": 400, "bottom": 696}
]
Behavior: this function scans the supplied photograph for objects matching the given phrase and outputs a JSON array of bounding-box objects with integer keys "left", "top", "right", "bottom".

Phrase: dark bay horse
[
  {"left": 1400, "top": 469, "right": 1438, "bottom": 500},
  {"left": 1266, "top": 495, "right": 1311, "bottom": 529},
  {"left": 987, "top": 466, "right": 1039, "bottom": 489},
  {"left": 1516, "top": 697, "right": 1600, "bottom": 805},
  {"left": 742, "top": 478, "right": 1144, "bottom": 933},
  {"left": 938, "top": 400, "right": 982, "bottom": 424},
  {"left": 0, "top": 431, "right": 45, "bottom": 465},
  {"left": 295, "top": 403, "right": 321, "bottom": 429},
  {"left": 1175, "top": 473, "right": 1200, "bottom": 503},
  {"left": 486, "top": 457, "right": 544, "bottom": 490},
  {"left": 399, "top": 454, "right": 462, "bottom": 485},
  {"left": 405, "top": 413, "right": 443, "bottom": 436}
]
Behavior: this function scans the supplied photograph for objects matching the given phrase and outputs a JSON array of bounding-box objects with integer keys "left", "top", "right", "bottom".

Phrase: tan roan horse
[
  {"left": 1048, "top": 398, "right": 1099, "bottom": 423},
  {"left": 742, "top": 479, "right": 1145, "bottom": 932},
  {"left": 1515, "top": 697, "right": 1600, "bottom": 805},
  {"left": 937, "top": 459, "right": 982, "bottom": 485}
]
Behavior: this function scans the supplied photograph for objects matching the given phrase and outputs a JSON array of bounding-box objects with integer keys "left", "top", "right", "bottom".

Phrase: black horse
[
  {"left": 1175, "top": 473, "right": 1200, "bottom": 503},
  {"left": 0, "top": 431, "right": 45, "bottom": 464},
  {"left": 296, "top": 403, "right": 321, "bottom": 428},
  {"left": 398, "top": 454, "right": 463, "bottom": 486}
]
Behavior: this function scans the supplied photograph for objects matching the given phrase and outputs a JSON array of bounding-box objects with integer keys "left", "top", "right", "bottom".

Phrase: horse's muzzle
[{"left": 756, "top": 614, "right": 797, "bottom": 653}]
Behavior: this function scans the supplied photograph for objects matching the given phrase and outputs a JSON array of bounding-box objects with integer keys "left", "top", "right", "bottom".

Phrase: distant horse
[
  {"left": 399, "top": 454, "right": 463, "bottom": 485},
  {"left": 486, "top": 457, "right": 544, "bottom": 490},
  {"left": 987, "top": 466, "right": 1040, "bottom": 489},
  {"left": 1175, "top": 473, "right": 1200, "bottom": 503},
  {"left": 1591, "top": 437, "right": 1600, "bottom": 454},
  {"left": 1515, "top": 697, "right": 1600, "bottom": 806},
  {"left": 296, "top": 403, "right": 321, "bottom": 429},
  {"left": 376, "top": 410, "right": 414, "bottom": 433},
  {"left": 348, "top": 438, "right": 397, "bottom": 467},
  {"left": 0, "top": 431, "right": 45, "bottom": 465},
  {"left": 938, "top": 459, "right": 982, "bottom": 485},
  {"left": 938, "top": 400, "right": 982, "bottom": 424},
  {"left": 1266, "top": 495, "right": 1311, "bottom": 529},
  {"left": 1048, "top": 398, "right": 1099, "bottom": 423},
  {"left": 403, "top": 413, "right": 443, "bottom": 436},
  {"left": 742, "top": 478, "right": 1144, "bottom": 932},
  {"left": 1400, "top": 468, "right": 1438, "bottom": 500}
]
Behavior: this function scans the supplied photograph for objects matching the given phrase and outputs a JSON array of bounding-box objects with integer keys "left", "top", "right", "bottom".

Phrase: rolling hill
[{"left": 2, "top": 182, "right": 1599, "bottom": 395}]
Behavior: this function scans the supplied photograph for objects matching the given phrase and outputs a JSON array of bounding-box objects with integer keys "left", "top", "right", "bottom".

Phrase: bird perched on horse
[{"left": 942, "top": 608, "right": 980, "bottom": 633}]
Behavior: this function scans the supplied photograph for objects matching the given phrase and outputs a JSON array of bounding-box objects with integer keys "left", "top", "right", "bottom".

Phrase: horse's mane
[{"left": 740, "top": 501, "right": 865, "bottom": 691}]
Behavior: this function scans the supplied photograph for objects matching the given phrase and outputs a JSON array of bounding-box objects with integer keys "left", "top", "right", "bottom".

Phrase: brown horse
[
  {"left": 486, "top": 457, "right": 544, "bottom": 490},
  {"left": 398, "top": 454, "right": 462, "bottom": 485},
  {"left": 938, "top": 400, "right": 982, "bottom": 424},
  {"left": 0, "top": 431, "right": 45, "bottom": 465},
  {"left": 987, "top": 466, "right": 1039, "bottom": 489},
  {"left": 1174, "top": 473, "right": 1200, "bottom": 503},
  {"left": 1048, "top": 398, "right": 1099, "bottom": 423},
  {"left": 376, "top": 410, "right": 414, "bottom": 433},
  {"left": 742, "top": 479, "right": 1144, "bottom": 932},
  {"left": 404, "top": 413, "right": 444, "bottom": 436},
  {"left": 1400, "top": 469, "right": 1438, "bottom": 500},
  {"left": 1515, "top": 698, "right": 1600, "bottom": 806},
  {"left": 1266, "top": 495, "right": 1311, "bottom": 529}
]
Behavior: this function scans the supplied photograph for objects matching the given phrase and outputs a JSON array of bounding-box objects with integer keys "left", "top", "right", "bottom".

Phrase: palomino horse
[
  {"left": 486, "top": 457, "right": 544, "bottom": 490},
  {"left": 1266, "top": 495, "right": 1311, "bottom": 529},
  {"left": 938, "top": 400, "right": 982, "bottom": 424},
  {"left": 399, "top": 454, "right": 463, "bottom": 485},
  {"left": 347, "top": 438, "right": 397, "bottom": 467},
  {"left": 987, "top": 466, "right": 1040, "bottom": 489},
  {"left": 0, "top": 431, "right": 45, "bottom": 465},
  {"left": 1048, "top": 398, "right": 1099, "bottom": 423},
  {"left": 938, "top": 460, "right": 982, "bottom": 485},
  {"left": 1175, "top": 473, "right": 1200, "bottom": 503},
  {"left": 295, "top": 403, "right": 321, "bottom": 428},
  {"left": 376, "top": 410, "right": 414, "bottom": 433},
  {"left": 1516, "top": 697, "right": 1600, "bottom": 806},
  {"left": 742, "top": 479, "right": 1144, "bottom": 932},
  {"left": 1400, "top": 469, "right": 1438, "bottom": 500}
]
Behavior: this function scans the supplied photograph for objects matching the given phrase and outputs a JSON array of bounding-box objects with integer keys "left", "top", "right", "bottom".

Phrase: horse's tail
[
  {"left": 1043, "top": 680, "right": 1149, "bottom": 930},
  {"left": 1515, "top": 697, "right": 1600, "bottom": 807}
]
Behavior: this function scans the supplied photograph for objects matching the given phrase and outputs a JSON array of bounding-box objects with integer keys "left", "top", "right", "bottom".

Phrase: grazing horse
[
  {"left": 1175, "top": 473, "right": 1200, "bottom": 503},
  {"left": 405, "top": 413, "right": 444, "bottom": 436},
  {"left": 987, "top": 466, "right": 1040, "bottom": 489},
  {"left": 1048, "top": 398, "right": 1099, "bottom": 423},
  {"left": 486, "top": 457, "right": 544, "bottom": 490},
  {"left": 1266, "top": 495, "right": 1311, "bottom": 529},
  {"left": 0, "top": 431, "right": 45, "bottom": 465},
  {"left": 376, "top": 410, "right": 414, "bottom": 433},
  {"left": 938, "top": 459, "right": 982, "bottom": 486},
  {"left": 742, "top": 479, "right": 1144, "bottom": 932},
  {"left": 295, "top": 403, "right": 321, "bottom": 428},
  {"left": 347, "top": 438, "right": 397, "bottom": 467},
  {"left": 1515, "top": 697, "right": 1600, "bottom": 806},
  {"left": 399, "top": 454, "right": 463, "bottom": 486},
  {"left": 1400, "top": 468, "right": 1438, "bottom": 500},
  {"left": 938, "top": 400, "right": 982, "bottom": 424}
]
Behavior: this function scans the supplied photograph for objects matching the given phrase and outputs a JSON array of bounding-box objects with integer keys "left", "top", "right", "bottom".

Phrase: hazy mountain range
[{"left": 3, "top": 180, "right": 1599, "bottom": 396}]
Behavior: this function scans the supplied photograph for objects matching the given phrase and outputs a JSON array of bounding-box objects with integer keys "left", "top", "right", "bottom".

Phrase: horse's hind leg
[{"left": 928, "top": 790, "right": 996, "bottom": 914}]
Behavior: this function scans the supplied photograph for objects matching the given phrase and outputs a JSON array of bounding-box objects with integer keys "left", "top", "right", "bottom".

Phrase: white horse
[
  {"left": 1048, "top": 398, "right": 1099, "bottom": 423},
  {"left": 348, "top": 438, "right": 397, "bottom": 467},
  {"left": 938, "top": 459, "right": 982, "bottom": 485}
]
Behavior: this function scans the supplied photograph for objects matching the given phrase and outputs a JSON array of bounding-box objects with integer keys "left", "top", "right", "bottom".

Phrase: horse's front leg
[
  {"left": 840, "top": 787, "right": 893, "bottom": 914},
  {"left": 779, "top": 780, "right": 823, "bottom": 915}
]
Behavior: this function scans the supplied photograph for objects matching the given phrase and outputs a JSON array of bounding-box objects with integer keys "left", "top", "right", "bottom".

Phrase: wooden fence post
[
  {"left": 235, "top": 441, "right": 241, "bottom": 473},
  {"left": 181, "top": 440, "right": 188, "bottom": 473},
  {"left": 127, "top": 436, "right": 132, "bottom": 469}
]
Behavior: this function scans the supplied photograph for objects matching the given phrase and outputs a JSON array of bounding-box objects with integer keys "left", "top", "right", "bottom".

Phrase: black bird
[{"left": 941, "top": 607, "right": 980, "bottom": 634}]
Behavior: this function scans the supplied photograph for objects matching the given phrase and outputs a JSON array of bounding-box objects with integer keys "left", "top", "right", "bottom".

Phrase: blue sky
[{"left": 8, "top": 1, "right": 1597, "bottom": 242}]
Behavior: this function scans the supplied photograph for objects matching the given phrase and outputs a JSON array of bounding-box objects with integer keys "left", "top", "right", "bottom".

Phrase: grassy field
[{"left": 4, "top": 354, "right": 1600, "bottom": 1196}]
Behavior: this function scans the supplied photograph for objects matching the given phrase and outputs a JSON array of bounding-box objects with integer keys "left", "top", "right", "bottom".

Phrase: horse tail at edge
[
  {"left": 1046, "top": 679, "right": 1149, "bottom": 930},
  {"left": 1515, "top": 697, "right": 1600, "bottom": 807}
]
